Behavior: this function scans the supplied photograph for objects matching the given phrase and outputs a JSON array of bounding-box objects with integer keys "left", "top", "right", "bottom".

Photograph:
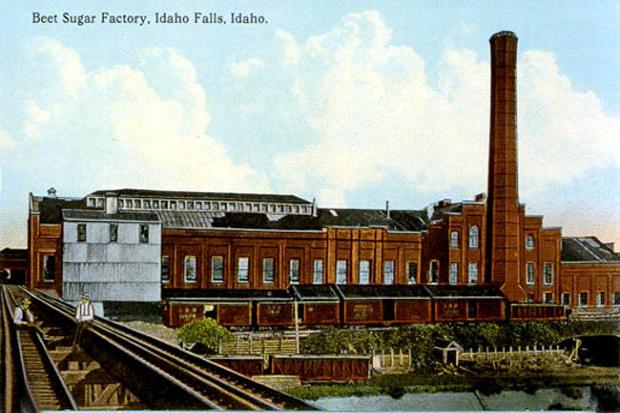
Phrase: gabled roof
[
  {"left": 63, "top": 209, "right": 160, "bottom": 222},
  {"left": 423, "top": 285, "right": 505, "bottom": 299},
  {"left": 562, "top": 237, "right": 620, "bottom": 262},
  {"left": 89, "top": 188, "right": 311, "bottom": 205},
  {"left": 335, "top": 284, "right": 431, "bottom": 300},
  {"left": 162, "top": 288, "right": 292, "bottom": 301}
]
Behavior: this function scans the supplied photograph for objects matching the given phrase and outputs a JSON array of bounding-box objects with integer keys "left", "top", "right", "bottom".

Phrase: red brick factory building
[{"left": 4, "top": 31, "right": 619, "bottom": 327}]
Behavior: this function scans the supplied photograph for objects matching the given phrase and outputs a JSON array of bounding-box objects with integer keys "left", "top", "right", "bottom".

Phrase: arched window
[{"left": 469, "top": 225, "right": 479, "bottom": 249}]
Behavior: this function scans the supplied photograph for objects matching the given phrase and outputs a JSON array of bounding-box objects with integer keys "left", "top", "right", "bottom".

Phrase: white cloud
[
  {"left": 272, "top": 11, "right": 620, "bottom": 206},
  {"left": 2, "top": 38, "right": 269, "bottom": 197},
  {"left": 230, "top": 57, "right": 265, "bottom": 78},
  {"left": 0, "top": 127, "right": 15, "bottom": 149}
]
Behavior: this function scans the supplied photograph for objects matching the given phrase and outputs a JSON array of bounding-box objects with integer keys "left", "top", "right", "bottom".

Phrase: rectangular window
[
  {"left": 336, "top": 260, "right": 347, "bottom": 284},
  {"left": 289, "top": 259, "right": 300, "bottom": 285},
  {"left": 597, "top": 292, "right": 605, "bottom": 307},
  {"left": 184, "top": 256, "right": 196, "bottom": 283},
  {"left": 450, "top": 231, "right": 459, "bottom": 249},
  {"left": 468, "top": 262, "right": 478, "bottom": 284},
  {"left": 262, "top": 258, "right": 275, "bottom": 284},
  {"left": 579, "top": 292, "right": 588, "bottom": 307},
  {"left": 526, "top": 262, "right": 535, "bottom": 285},
  {"left": 161, "top": 256, "right": 170, "bottom": 283},
  {"left": 562, "top": 293, "right": 570, "bottom": 306},
  {"left": 312, "top": 259, "right": 323, "bottom": 284},
  {"left": 527, "top": 294, "right": 535, "bottom": 303},
  {"left": 211, "top": 256, "right": 224, "bottom": 283},
  {"left": 139, "top": 224, "right": 149, "bottom": 243},
  {"left": 237, "top": 257, "right": 249, "bottom": 284},
  {"left": 544, "top": 292, "right": 553, "bottom": 304},
  {"left": 43, "top": 255, "right": 55, "bottom": 283},
  {"left": 526, "top": 235, "right": 535, "bottom": 250},
  {"left": 615, "top": 293, "right": 620, "bottom": 306},
  {"left": 543, "top": 263, "right": 553, "bottom": 285},
  {"left": 449, "top": 262, "right": 458, "bottom": 285},
  {"left": 109, "top": 223, "right": 118, "bottom": 242},
  {"left": 359, "top": 260, "right": 370, "bottom": 285},
  {"left": 383, "top": 260, "right": 395, "bottom": 285},
  {"left": 407, "top": 262, "right": 417, "bottom": 284},
  {"left": 77, "top": 223, "right": 86, "bottom": 242},
  {"left": 429, "top": 261, "right": 439, "bottom": 283}
]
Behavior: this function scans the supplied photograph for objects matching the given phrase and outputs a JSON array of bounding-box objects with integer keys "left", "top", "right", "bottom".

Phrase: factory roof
[
  {"left": 89, "top": 188, "right": 311, "bottom": 205},
  {"left": 561, "top": 237, "right": 620, "bottom": 262}
]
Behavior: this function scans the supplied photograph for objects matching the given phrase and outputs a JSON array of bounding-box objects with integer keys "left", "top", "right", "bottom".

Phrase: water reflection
[{"left": 313, "top": 387, "right": 596, "bottom": 411}]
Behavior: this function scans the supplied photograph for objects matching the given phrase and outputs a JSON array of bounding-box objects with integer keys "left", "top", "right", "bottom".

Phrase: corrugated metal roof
[{"left": 156, "top": 211, "right": 224, "bottom": 229}]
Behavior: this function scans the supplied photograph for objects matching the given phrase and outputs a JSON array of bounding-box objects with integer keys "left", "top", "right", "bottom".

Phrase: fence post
[
  {"left": 408, "top": 348, "right": 412, "bottom": 368},
  {"left": 249, "top": 335, "right": 253, "bottom": 354},
  {"left": 399, "top": 348, "right": 404, "bottom": 367},
  {"left": 390, "top": 348, "right": 395, "bottom": 367}
]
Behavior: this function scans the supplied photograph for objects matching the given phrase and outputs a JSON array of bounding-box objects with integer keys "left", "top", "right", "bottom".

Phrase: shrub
[{"left": 176, "top": 318, "right": 232, "bottom": 354}]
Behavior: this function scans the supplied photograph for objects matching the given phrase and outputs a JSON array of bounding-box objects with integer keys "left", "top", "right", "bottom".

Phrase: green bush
[{"left": 176, "top": 318, "right": 232, "bottom": 354}]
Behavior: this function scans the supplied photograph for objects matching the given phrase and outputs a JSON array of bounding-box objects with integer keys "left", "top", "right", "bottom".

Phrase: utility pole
[{"left": 294, "top": 299, "right": 300, "bottom": 354}]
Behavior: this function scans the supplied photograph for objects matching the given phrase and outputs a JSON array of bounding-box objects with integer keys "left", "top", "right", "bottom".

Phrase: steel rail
[
  {"left": 21, "top": 288, "right": 223, "bottom": 410},
  {"left": 28, "top": 288, "right": 318, "bottom": 410},
  {"left": 29, "top": 289, "right": 279, "bottom": 410}
]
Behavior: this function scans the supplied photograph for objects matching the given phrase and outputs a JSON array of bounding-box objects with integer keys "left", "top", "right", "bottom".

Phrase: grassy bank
[{"left": 288, "top": 367, "right": 620, "bottom": 400}]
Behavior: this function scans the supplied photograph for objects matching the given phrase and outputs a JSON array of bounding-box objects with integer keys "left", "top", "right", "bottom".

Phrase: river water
[{"left": 312, "top": 387, "right": 597, "bottom": 411}]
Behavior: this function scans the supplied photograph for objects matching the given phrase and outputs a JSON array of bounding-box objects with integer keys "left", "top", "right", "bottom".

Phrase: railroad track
[
  {"left": 19, "top": 287, "right": 317, "bottom": 411},
  {"left": 1, "top": 286, "right": 77, "bottom": 412}
]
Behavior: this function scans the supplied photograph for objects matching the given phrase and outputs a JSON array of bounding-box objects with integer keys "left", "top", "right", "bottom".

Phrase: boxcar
[
  {"left": 270, "top": 355, "right": 370, "bottom": 383},
  {"left": 510, "top": 303, "right": 565, "bottom": 321},
  {"left": 425, "top": 285, "right": 506, "bottom": 322},
  {"left": 336, "top": 285, "right": 432, "bottom": 325},
  {"left": 290, "top": 285, "right": 341, "bottom": 326},
  {"left": 209, "top": 355, "right": 264, "bottom": 377}
]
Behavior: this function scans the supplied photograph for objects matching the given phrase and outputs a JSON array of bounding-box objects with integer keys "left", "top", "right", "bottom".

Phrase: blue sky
[{"left": 0, "top": 0, "right": 619, "bottom": 248}]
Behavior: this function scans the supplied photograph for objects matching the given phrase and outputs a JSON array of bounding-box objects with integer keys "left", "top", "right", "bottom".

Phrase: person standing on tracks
[
  {"left": 73, "top": 293, "right": 95, "bottom": 351},
  {"left": 13, "top": 297, "right": 34, "bottom": 325}
]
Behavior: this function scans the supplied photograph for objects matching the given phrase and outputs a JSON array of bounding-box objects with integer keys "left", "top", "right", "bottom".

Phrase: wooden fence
[
  {"left": 220, "top": 334, "right": 298, "bottom": 356},
  {"left": 459, "top": 344, "right": 576, "bottom": 371},
  {"left": 371, "top": 348, "right": 412, "bottom": 372}
]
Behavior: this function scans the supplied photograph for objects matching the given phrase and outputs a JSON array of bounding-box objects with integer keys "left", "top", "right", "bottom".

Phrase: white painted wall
[{"left": 62, "top": 221, "right": 161, "bottom": 303}]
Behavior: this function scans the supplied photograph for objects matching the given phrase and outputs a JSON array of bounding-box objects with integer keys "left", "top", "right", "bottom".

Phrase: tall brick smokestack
[{"left": 485, "top": 31, "right": 526, "bottom": 302}]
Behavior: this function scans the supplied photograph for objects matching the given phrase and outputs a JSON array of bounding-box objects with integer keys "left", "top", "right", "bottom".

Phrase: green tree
[{"left": 176, "top": 318, "right": 232, "bottom": 354}]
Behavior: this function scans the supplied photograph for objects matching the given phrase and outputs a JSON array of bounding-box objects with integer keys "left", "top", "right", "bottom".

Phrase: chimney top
[
  {"left": 385, "top": 200, "right": 390, "bottom": 219},
  {"left": 490, "top": 31, "right": 518, "bottom": 41},
  {"left": 47, "top": 187, "right": 57, "bottom": 197}
]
